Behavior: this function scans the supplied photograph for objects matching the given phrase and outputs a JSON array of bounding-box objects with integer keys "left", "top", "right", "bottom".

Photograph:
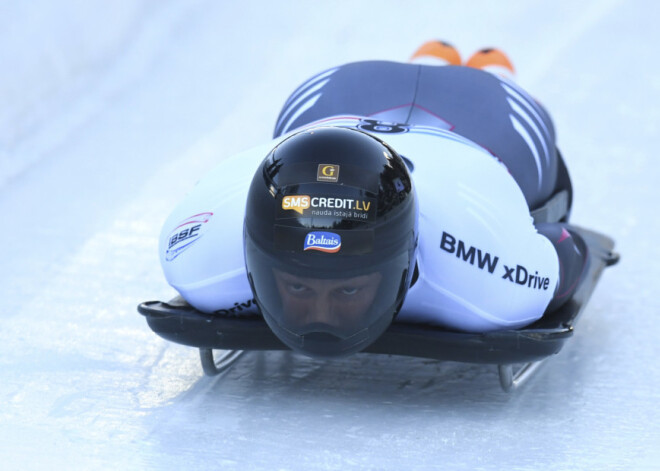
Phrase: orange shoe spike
[
  {"left": 465, "top": 48, "right": 515, "bottom": 75},
  {"left": 410, "top": 40, "right": 462, "bottom": 66}
]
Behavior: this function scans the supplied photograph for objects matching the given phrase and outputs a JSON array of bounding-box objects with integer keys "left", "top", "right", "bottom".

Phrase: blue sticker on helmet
[{"left": 303, "top": 231, "right": 341, "bottom": 253}]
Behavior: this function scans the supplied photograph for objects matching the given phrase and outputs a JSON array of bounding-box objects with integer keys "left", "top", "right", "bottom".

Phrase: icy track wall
[{"left": 0, "top": 0, "right": 156, "bottom": 189}]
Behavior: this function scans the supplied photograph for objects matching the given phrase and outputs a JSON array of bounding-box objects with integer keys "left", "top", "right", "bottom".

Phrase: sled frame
[
  {"left": 198, "top": 346, "right": 544, "bottom": 391},
  {"left": 199, "top": 348, "right": 245, "bottom": 376},
  {"left": 139, "top": 225, "right": 618, "bottom": 392}
]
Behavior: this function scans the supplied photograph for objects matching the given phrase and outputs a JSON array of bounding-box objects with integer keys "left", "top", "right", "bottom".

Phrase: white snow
[{"left": 1, "top": 0, "right": 659, "bottom": 469}]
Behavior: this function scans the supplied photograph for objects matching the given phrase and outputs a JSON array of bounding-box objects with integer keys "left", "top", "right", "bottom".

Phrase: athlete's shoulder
[
  {"left": 378, "top": 126, "right": 560, "bottom": 331},
  {"left": 158, "top": 138, "right": 286, "bottom": 312}
]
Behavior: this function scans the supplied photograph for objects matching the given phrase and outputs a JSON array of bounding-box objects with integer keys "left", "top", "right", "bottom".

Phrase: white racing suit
[{"left": 160, "top": 62, "right": 586, "bottom": 332}]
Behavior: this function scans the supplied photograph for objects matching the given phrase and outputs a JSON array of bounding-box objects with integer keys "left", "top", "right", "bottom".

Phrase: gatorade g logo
[
  {"left": 304, "top": 231, "right": 341, "bottom": 253},
  {"left": 282, "top": 195, "right": 311, "bottom": 214},
  {"left": 317, "top": 164, "right": 340, "bottom": 182}
]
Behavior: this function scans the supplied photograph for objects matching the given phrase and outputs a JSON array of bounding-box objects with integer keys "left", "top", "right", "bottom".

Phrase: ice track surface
[{"left": 1, "top": 1, "right": 658, "bottom": 469}]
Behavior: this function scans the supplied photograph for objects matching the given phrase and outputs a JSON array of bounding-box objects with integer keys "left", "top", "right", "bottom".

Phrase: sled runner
[{"left": 138, "top": 225, "right": 618, "bottom": 392}]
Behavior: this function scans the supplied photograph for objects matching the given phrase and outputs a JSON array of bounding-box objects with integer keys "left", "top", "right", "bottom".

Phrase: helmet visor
[{"left": 245, "top": 236, "right": 413, "bottom": 357}]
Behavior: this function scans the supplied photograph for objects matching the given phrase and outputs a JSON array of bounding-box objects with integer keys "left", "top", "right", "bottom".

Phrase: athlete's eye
[
  {"left": 287, "top": 283, "right": 309, "bottom": 294},
  {"left": 339, "top": 287, "right": 359, "bottom": 296}
]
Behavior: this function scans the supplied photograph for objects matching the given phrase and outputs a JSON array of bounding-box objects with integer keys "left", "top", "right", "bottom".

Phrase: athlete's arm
[{"left": 535, "top": 223, "right": 589, "bottom": 314}]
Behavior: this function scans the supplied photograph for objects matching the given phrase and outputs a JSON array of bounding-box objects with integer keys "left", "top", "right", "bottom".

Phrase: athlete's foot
[
  {"left": 465, "top": 48, "right": 515, "bottom": 78},
  {"left": 409, "top": 40, "right": 462, "bottom": 66}
]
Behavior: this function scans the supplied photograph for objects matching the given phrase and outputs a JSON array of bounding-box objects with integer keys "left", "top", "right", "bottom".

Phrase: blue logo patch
[{"left": 303, "top": 231, "right": 341, "bottom": 253}]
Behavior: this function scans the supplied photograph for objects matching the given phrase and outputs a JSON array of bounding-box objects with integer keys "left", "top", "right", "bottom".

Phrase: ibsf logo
[
  {"left": 304, "top": 231, "right": 341, "bottom": 253},
  {"left": 317, "top": 164, "right": 340, "bottom": 182},
  {"left": 165, "top": 212, "right": 213, "bottom": 261},
  {"left": 282, "top": 195, "right": 310, "bottom": 214}
]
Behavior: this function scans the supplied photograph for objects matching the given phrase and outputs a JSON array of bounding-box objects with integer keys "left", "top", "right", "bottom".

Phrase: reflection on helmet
[{"left": 244, "top": 126, "right": 418, "bottom": 358}]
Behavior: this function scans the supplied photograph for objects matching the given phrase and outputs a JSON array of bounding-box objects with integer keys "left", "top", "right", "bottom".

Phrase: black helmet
[{"left": 244, "top": 126, "right": 418, "bottom": 358}]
